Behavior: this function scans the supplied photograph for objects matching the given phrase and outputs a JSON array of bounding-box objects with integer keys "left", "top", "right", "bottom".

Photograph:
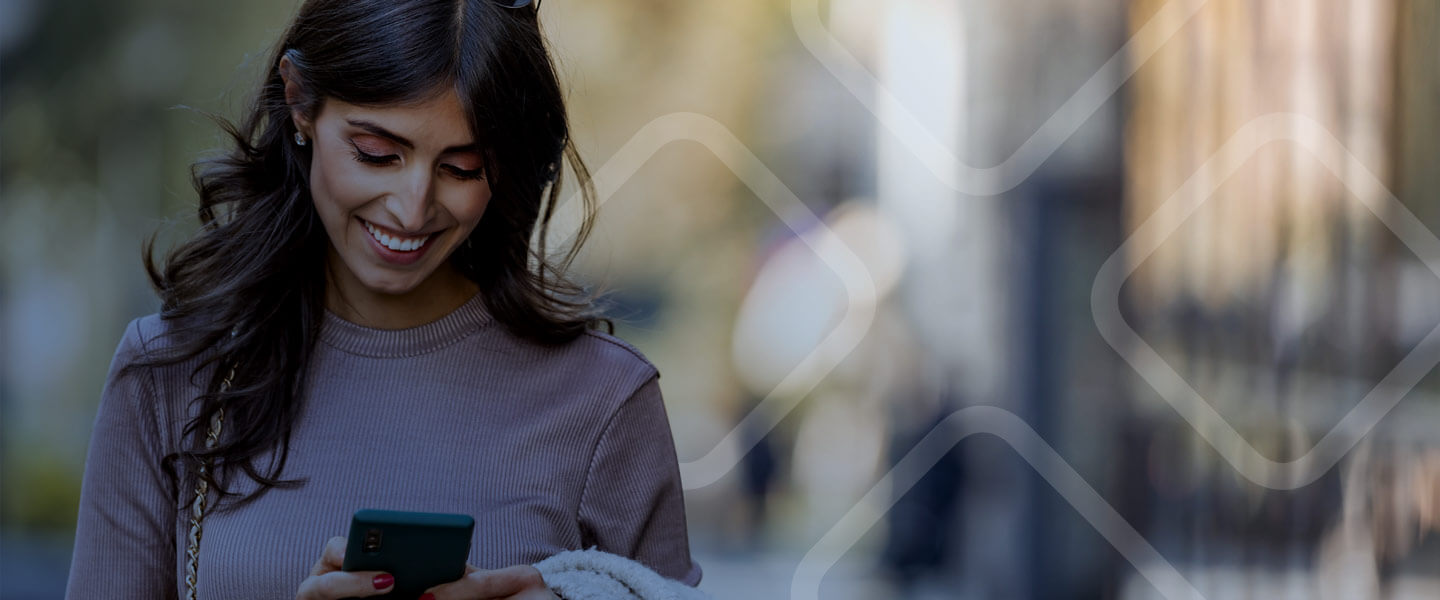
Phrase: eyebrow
[{"left": 344, "top": 118, "right": 481, "bottom": 154}]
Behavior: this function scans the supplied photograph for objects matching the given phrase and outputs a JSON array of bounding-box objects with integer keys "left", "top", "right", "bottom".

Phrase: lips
[
  {"left": 361, "top": 219, "right": 435, "bottom": 252},
  {"left": 357, "top": 218, "right": 440, "bottom": 266}
]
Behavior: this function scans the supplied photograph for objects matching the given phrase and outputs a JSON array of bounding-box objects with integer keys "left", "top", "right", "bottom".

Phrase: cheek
[
  {"left": 310, "top": 148, "right": 373, "bottom": 217},
  {"left": 442, "top": 184, "right": 493, "bottom": 227}
]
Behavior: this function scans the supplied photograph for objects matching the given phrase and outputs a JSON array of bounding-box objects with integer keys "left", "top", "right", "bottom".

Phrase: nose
[{"left": 385, "top": 167, "right": 435, "bottom": 233}]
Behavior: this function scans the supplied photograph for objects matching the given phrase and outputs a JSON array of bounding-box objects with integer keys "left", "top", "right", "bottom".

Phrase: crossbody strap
[{"left": 184, "top": 362, "right": 235, "bottom": 600}]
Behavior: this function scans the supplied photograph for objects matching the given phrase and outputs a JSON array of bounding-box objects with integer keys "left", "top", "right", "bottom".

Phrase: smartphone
[{"left": 340, "top": 508, "right": 475, "bottom": 600}]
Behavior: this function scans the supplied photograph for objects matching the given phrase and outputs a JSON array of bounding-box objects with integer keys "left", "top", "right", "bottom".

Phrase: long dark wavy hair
[{"left": 122, "top": 0, "right": 608, "bottom": 514}]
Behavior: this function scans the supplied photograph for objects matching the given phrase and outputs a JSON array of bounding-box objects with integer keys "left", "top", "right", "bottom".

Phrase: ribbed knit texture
[{"left": 65, "top": 291, "right": 702, "bottom": 599}]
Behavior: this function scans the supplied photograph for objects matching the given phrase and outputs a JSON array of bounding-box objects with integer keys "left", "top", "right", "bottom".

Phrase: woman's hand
[
  {"left": 418, "top": 563, "right": 558, "bottom": 600},
  {"left": 295, "top": 536, "right": 396, "bottom": 599}
]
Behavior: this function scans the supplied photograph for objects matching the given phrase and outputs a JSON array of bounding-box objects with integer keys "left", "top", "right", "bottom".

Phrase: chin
[{"left": 355, "top": 268, "right": 429, "bottom": 296}]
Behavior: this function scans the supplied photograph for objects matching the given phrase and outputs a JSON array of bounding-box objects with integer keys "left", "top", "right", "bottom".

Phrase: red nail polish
[
  {"left": 419, "top": 594, "right": 436, "bottom": 600},
  {"left": 373, "top": 573, "right": 394, "bottom": 589}
]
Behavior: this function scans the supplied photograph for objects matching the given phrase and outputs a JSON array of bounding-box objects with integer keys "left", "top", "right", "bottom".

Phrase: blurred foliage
[
  {"left": 1, "top": 0, "right": 296, "bottom": 535},
  {"left": 2, "top": 452, "right": 83, "bottom": 533}
]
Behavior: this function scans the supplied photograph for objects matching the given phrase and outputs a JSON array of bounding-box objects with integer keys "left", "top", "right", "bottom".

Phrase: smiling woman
[
  {"left": 62, "top": 0, "right": 704, "bottom": 598},
  {"left": 294, "top": 87, "right": 496, "bottom": 326}
]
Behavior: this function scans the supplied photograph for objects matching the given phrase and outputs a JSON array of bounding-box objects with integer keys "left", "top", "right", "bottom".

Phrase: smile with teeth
[{"left": 363, "top": 220, "right": 435, "bottom": 252}]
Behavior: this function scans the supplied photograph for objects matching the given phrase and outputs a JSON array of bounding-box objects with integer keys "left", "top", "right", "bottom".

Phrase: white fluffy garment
[{"left": 533, "top": 547, "right": 712, "bottom": 600}]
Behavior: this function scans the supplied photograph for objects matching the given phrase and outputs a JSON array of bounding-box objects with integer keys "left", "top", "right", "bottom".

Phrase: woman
[{"left": 63, "top": 0, "right": 704, "bottom": 598}]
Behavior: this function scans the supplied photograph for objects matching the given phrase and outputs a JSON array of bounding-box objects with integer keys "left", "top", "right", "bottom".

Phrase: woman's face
[{"left": 289, "top": 81, "right": 492, "bottom": 299}]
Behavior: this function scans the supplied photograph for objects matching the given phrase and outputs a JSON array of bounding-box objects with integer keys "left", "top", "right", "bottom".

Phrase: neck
[{"left": 324, "top": 254, "right": 481, "bottom": 330}]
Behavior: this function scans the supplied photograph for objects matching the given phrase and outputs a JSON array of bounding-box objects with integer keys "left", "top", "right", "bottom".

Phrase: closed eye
[
  {"left": 349, "top": 144, "right": 397, "bottom": 165},
  {"left": 350, "top": 143, "right": 483, "bottom": 180},
  {"left": 443, "top": 165, "right": 485, "bottom": 180}
]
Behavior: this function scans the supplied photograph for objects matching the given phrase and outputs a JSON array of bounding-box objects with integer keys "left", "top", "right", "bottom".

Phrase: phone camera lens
[{"left": 362, "top": 528, "right": 383, "bottom": 552}]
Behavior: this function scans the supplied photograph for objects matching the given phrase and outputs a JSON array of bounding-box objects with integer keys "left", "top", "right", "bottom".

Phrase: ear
[{"left": 278, "top": 55, "right": 314, "bottom": 138}]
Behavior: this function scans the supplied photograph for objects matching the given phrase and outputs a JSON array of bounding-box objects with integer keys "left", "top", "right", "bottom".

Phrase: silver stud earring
[{"left": 294, "top": 131, "right": 307, "bottom": 146}]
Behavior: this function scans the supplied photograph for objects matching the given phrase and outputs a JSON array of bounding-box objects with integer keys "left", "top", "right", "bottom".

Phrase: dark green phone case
[{"left": 340, "top": 509, "right": 475, "bottom": 600}]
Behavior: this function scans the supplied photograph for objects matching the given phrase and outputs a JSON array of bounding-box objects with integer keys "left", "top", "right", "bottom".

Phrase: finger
[
  {"left": 425, "top": 565, "right": 546, "bottom": 600},
  {"left": 310, "top": 536, "right": 348, "bottom": 576},
  {"left": 295, "top": 570, "right": 395, "bottom": 600},
  {"left": 503, "top": 585, "right": 560, "bottom": 600},
  {"left": 514, "top": 588, "right": 559, "bottom": 600}
]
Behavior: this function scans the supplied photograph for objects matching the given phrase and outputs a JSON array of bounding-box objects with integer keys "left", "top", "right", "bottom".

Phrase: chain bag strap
[{"left": 184, "top": 362, "right": 236, "bottom": 600}]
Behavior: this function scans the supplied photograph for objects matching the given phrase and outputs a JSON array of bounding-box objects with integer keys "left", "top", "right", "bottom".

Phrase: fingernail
[
  {"left": 373, "top": 573, "right": 394, "bottom": 589},
  {"left": 419, "top": 594, "right": 435, "bottom": 600}
]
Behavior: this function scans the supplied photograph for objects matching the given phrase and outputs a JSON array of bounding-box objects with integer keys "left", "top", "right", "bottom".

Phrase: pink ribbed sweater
[{"left": 64, "top": 291, "right": 701, "bottom": 598}]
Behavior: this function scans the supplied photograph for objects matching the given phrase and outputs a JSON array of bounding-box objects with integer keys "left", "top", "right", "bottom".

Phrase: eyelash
[{"left": 349, "top": 145, "right": 485, "bottom": 181}]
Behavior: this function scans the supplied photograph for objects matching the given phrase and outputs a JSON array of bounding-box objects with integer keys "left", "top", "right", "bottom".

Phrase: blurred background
[{"left": 3, "top": 0, "right": 1439, "bottom": 598}]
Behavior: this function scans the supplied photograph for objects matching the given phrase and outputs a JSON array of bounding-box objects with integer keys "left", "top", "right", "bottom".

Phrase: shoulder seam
[
  {"left": 574, "top": 372, "right": 662, "bottom": 540},
  {"left": 580, "top": 329, "right": 658, "bottom": 377},
  {"left": 130, "top": 317, "right": 172, "bottom": 465}
]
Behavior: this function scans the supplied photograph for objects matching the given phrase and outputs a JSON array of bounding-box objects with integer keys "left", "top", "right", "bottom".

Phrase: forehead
[{"left": 322, "top": 89, "right": 474, "bottom": 148}]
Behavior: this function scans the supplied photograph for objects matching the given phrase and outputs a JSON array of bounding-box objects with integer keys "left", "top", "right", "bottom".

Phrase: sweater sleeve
[
  {"left": 65, "top": 317, "right": 178, "bottom": 599},
  {"left": 576, "top": 374, "right": 703, "bottom": 587}
]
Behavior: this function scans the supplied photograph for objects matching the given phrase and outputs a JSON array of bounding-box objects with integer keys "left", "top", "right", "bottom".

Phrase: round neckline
[{"left": 318, "top": 290, "right": 495, "bottom": 358}]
